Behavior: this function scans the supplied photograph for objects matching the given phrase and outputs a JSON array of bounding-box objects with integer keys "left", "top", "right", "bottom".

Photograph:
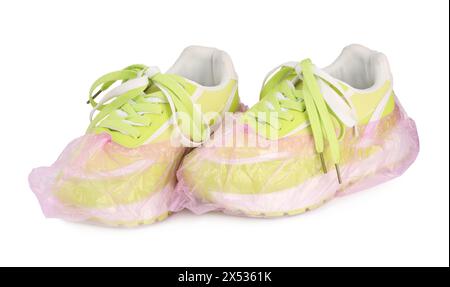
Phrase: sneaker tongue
[
  {"left": 293, "top": 77, "right": 304, "bottom": 91},
  {"left": 280, "top": 70, "right": 305, "bottom": 91},
  {"left": 275, "top": 70, "right": 304, "bottom": 92},
  {"left": 165, "top": 74, "right": 198, "bottom": 96},
  {"left": 278, "top": 72, "right": 305, "bottom": 100}
]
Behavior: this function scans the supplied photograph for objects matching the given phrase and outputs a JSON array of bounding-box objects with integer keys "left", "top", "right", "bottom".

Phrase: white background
[{"left": 0, "top": 0, "right": 448, "bottom": 267}]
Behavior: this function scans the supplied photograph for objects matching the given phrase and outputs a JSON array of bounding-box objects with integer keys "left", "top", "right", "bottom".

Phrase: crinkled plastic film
[
  {"left": 172, "top": 99, "right": 419, "bottom": 216},
  {"left": 29, "top": 100, "right": 419, "bottom": 224},
  {"left": 29, "top": 133, "right": 184, "bottom": 226}
]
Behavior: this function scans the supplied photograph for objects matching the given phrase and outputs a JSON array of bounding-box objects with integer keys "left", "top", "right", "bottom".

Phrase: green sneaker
[
  {"left": 29, "top": 46, "right": 240, "bottom": 226},
  {"left": 175, "top": 44, "right": 419, "bottom": 217}
]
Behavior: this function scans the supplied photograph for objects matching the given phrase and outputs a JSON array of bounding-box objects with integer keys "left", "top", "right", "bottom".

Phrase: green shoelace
[
  {"left": 249, "top": 59, "right": 352, "bottom": 183},
  {"left": 86, "top": 65, "right": 209, "bottom": 145}
]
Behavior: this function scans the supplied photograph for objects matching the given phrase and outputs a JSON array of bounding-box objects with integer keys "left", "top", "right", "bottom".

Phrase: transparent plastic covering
[
  {"left": 171, "top": 100, "right": 419, "bottom": 217},
  {"left": 29, "top": 133, "right": 184, "bottom": 226},
  {"left": 29, "top": 101, "right": 419, "bottom": 225}
]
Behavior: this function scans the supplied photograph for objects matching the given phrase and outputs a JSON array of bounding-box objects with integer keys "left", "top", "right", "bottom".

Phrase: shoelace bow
[
  {"left": 86, "top": 65, "right": 210, "bottom": 146},
  {"left": 251, "top": 59, "right": 358, "bottom": 184}
]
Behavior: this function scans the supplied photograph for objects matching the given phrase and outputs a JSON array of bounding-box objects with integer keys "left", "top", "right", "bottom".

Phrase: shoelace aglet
[
  {"left": 319, "top": 153, "right": 328, "bottom": 174},
  {"left": 335, "top": 163, "right": 342, "bottom": 184},
  {"left": 86, "top": 90, "right": 102, "bottom": 104}
]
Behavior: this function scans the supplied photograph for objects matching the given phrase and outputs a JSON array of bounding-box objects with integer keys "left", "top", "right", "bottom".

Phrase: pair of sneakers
[{"left": 29, "top": 45, "right": 419, "bottom": 227}]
